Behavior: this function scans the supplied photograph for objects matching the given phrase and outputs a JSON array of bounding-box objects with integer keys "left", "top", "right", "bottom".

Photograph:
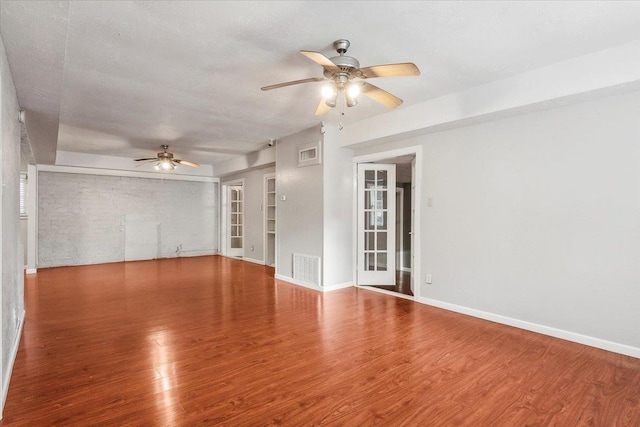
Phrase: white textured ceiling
[{"left": 2, "top": 1, "right": 640, "bottom": 166}]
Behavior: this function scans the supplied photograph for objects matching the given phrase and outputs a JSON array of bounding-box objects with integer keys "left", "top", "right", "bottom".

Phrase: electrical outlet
[{"left": 425, "top": 274, "right": 432, "bottom": 284}]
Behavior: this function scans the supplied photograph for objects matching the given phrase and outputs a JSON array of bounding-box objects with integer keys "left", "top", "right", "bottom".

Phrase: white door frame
[
  {"left": 221, "top": 178, "right": 244, "bottom": 258},
  {"left": 352, "top": 145, "right": 422, "bottom": 300},
  {"left": 396, "top": 187, "right": 404, "bottom": 272}
]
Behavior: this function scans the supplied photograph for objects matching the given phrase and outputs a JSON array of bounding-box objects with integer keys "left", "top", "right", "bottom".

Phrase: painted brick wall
[
  {"left": 38, "top": 172, "right": 218, "bottom": 267},
  {"left": 2, "top": 35, "right": 25, "bottom": 407}
]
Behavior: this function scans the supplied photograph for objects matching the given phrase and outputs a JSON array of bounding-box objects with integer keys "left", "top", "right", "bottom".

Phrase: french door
[
  {"left": 227, "top": 185, "right": 243, "bottom": 257},
  {"left": 357, "top": 163, "right": 396, "bottom": 285}
]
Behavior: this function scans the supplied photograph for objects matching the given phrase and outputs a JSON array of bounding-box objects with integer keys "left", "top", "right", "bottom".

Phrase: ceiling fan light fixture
[
  {"left": 347, "top": 82, "right": 360, "bottom": 99},
  {"left": 159, "top": 159, "right": 174, "bottom": 171},
  {"left": 135, "top": 145, "right": 198, "bottom": 170},
  {"left": 325, "top": 96, "right": 337, "bottom": 108},
  {"left": 321, "top": 84, "right": 336, "bottom": 99},
  {"left": 346, "top": 96, "right": 358, "bottom": 108}
]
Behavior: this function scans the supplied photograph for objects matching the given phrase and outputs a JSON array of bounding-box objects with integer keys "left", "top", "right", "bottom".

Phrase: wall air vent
[
  {"left": 298, "top": 141, "right": 321, "bottom": 167},
  {"left": 293, "top": 253, "right": 321, "bottom": 286}
]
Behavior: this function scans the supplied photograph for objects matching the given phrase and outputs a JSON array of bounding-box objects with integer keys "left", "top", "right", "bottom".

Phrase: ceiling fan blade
[
  {"left": 360, "top": 82, "right": 403, "bottom": 109},
  {"left": 300, "top": 51, "right": 340, "bottom": 73},
  {"left": 135, "top": 160, "right": 157, "bottom": 167},
  {"left": 315, "top": 98, "right": 331, "bottom": 116},
  {"left": 261, "top": 77, "right": 325, "bottom": 91},
  {"left": 174, "top": 159, "right": 200, "bottom": 168},
  {"left": 134, "top": 158, "right": 157, "bottom": 161},
  {"left": 359, "top": 63, "right": 420, "bottom": 78}
]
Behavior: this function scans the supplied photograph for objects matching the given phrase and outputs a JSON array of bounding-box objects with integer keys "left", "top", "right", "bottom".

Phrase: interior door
[
  {"left": 227, "top": 185, "right": 243, "bottom": 257},
  {"left": 357, "top": 163, "right": 396, "bottom": 285},
  {"left": 410, "top": 157, "right": 416, "bottom": 294}
]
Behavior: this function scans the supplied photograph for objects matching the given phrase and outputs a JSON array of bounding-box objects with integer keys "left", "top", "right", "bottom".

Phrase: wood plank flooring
[
  {"left": 2, "top": 256, "right": 639, "bottom": 426},
  {"left": 371, "top": 270, "right": 413, "bottom": 296}
]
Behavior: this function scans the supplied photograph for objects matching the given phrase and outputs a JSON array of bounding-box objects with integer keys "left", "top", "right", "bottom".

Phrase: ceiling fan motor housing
[
  {"left": 158, "top": 144, "right": 173, "bottom": 159},
  {"left": 333, "top": 39, "right": 350, "bottom": 54},
  {"left": 323, "top": 39, "right": 361, "bottom": 80}
]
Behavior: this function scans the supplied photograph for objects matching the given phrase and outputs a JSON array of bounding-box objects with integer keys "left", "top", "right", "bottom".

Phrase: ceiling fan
[
  {"left": 134, "top": 145, "right": 200, "bottom": 171},
  {"left": 261, "top": 39, "right": 420, "bottom": 115}
]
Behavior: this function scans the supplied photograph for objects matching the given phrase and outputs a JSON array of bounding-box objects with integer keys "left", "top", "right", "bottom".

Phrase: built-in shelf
[{"left": 265, "top": 174, "right": 276, "bottom": 268}]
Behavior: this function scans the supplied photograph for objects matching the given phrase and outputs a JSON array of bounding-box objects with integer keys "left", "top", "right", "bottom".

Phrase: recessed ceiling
[{"left": 2, "top": 1, "right": 639, "bottom": 166}]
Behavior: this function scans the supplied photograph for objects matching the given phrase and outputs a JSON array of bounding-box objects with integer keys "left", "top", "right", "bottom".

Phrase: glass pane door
[
  {"left": 227, "top": 185, "right": 243, "bottom": 257},
  {"left": 357, "top": 164, "right": 396, "bottom": 285}
]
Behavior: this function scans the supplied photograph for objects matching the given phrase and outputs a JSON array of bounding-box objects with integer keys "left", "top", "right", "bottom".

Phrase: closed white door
[
  {"left": 357, "top": 163, "right": 396, "bottom": 285},
  {"left": 227, "top": 185, "right": 243, "bottom": 257}
]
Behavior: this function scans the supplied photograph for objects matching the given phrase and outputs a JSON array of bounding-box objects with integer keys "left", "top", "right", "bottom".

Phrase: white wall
[
  {"left": 37, "top": 171, "right": 218, "bottom": 267},
  {"left": 322, "top": 124, "right": 354, "bottom": 287},
  {"left": 276, "top": 125, "right": 324, "bottom": 279},
  {"left": 213, "top": 146, "right": 275, "bottom": 177},
  {"left": 354, "top": 91, "right": 640, "bottom": 353},
  {"left": 0, "top": 36, "right": 25, "bottom": 414},
  {"left": 223, "top": 165, "right": 275, "bottom": 264},
  {"left": 19, "top": 220, "right": 26, "bottom": 266}
]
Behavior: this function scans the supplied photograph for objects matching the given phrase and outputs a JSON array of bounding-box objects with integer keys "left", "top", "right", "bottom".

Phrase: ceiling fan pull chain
[{"left": 339, "top": 91, "right": 345, "bottom": 130}]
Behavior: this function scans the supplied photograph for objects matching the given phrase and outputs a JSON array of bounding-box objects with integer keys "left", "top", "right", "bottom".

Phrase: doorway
[
  {"left": 221, "top": 181, "right": 244, "bottom": 258},
  {"left": 354, "top": 148, "right": 421, "bottom": 300}
]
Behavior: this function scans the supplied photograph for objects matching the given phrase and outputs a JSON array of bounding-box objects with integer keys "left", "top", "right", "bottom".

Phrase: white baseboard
[
  {"left": 275, "top": 274, "right": 323, "bottom": 291},
  {"left": 178, "top": 250, "right": 217, "bottom": 257},
  {"left": 323, "top": 281, "right": 354, "bottom": 291},
  {"left": 417, "top": 296, "right": 640, "bottom": 359},
  {"left": 25, "top": 268, "right": 37, "bottom": 275},
  {"left": 1, "top": 310, "right": 25, "bottom": 417},
  {"left": 244, "top": 257, "right": 265, "bottom": 265},
  {"left": 274, "top": 274, "right": 352, "bottom": 292},
  {"left": 358, "top": 285, "right": 415, "bottom": 301}
]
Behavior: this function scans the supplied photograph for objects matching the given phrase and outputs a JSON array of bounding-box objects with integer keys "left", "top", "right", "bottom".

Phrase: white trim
[
  {"left": 358, "top": 285, "right": 415, "bottom": 301},
  {"left": 220, "top": 178, "right": 245, "bottom": 186},
  {"left": 37, "top": 164, "right": 216, "bottom": 182},
  {"left": 220, "top": 254, "right": 243, "bottom": 261},
  {"left": 171, "top": 250, "right": 217, "bottom": 258},
  {"left": 396, "top": 187, "right": 404, "bottom": 271},
  {"left": 25, "top": 268, "right": 37, "bottom": 275},
  {"left": 275, "top": 274, "right": 352, "bottom": 293},
  {"left": 400, "top": 267, "right": 412, "bottom": 273},
  {"left": 351, "top": 162, "right": 358, "bottom": 293},
  {"left": 2, "top": 310, "right": 25, "bottom": 413},
  {"left": 417, "top": 296, "right": 640, "bottom": 359},
  {"left": 352, "top": 146, "right": 422, "bottom": 165},
  {"left": 244, "top": 257, "right": 265, "bottom": 265},
  {"left": 276, "top": 274, "right": 323, "bottom": 292},
  {"left": 323, "top": 281, "right": 354, "bottom": 291},
  {"left": 352, "top": 145, "right": 422, "bottom": 301},
  {"left": 220, "top": 179, "right": 245, "bottom": 258}
]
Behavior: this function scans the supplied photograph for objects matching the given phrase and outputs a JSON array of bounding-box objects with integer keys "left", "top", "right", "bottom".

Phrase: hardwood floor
[
  {"left": 2, "top": 256, "right": 639, "bottom": 425},
  {"left": 371, "top": 270, "right": 413, "bottom": 296}
]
